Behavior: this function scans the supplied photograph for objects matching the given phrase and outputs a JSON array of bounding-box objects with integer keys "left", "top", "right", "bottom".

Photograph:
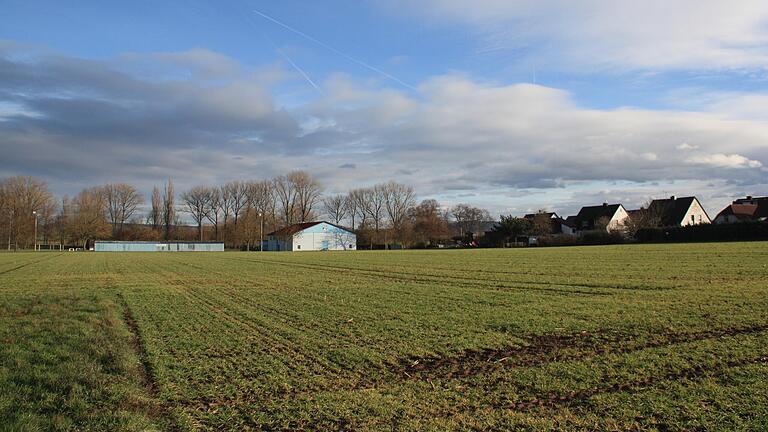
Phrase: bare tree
[
  {"left": 323, "top": 195, "right": 348, "bottom": 224},
  {"left": 102, "top": 183, "right": 144, "bottom": 238},
  {"left": 410, "top": 199, "right": 450, "bottom": 246},
  {"left": 67, "top": 187, "right": 110, "bottom": 248},
  {"left": 149, "top": 186, "right": 162, "bottom": 230},
  {"left": 222, "top": 181, "right": 248, "bottom": 226},
  {"left": 205, "top": 187, "right": 223, "bottom": 241},
  {"left": 291, "top": 171, "right": 322, "bottom": 223},
  {"left": 220, "top": 184, "right": 234, "bottom": 230},
  {"left": 348, "top": 189, "right": 369, "bottom": 229},
  {"left": 273, "top": 174, "right": 298, "bottom": 226},
  {"left": 220, "top": 181, "right": 248, "bottom": 246},
  {"left": 451, "top": 204, "right": 492, "bottom": 237},
  {"left": 383, "top": 181, "right": 416, "bottom": 231},
  {"left": 181, "top": 186, "right": 212, "bottom": 241},
  {"left": 625, "top": 200, "right": 663, "bottom": 237},
  {"left": 344, "top": 194, "right": 358, "bottom": 229},
  {"left": 530, "top": 210, "right": 554, "bottom": 236},
  {"left": 361, "top": 185, "right": 387, "bottom": 248},
  {"left": 162, "top": 179, "right": 175, "bottom": 240}
]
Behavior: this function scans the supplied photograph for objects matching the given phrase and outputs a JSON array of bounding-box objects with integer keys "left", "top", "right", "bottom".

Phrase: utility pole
[
  {"left": 260, "top": 212, "right": 264, "bottom": 252},
  {"left": 32, "top": 211, "right": 38, "bottom": 252}
]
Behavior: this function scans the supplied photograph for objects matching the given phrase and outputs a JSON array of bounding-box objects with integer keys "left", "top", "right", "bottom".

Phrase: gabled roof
[
  {"left": 523, "top": 212, "right": 559, "bottom": 220},
  {"left": 570, "top": 203, "right": 624, "bottom": 230},
  {"left": 267, "top": 221, "right": 354, "bottom": 237},
  {"left": 647, "top": 196, "right": 703, "bottom": 226},
  {"left": 562, "top": 215, "right": 579, "bottom": 228},
  {"left": 733, "top": 196, "right": 768, "bottom": 205},
  {"left": 715, "top": 203, "right": 768, "bottom": 221}
]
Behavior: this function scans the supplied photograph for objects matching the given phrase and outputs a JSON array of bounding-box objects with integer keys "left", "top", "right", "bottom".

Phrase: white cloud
[
  {"left": 687, "top": 153, "right": 764, "bottom": 169},
  {"left": 384, "top": 0, "right": 768, "bottom": 70},
  {"left": 677, "top": 143, "right": 699, "bottom": 151},
  {"left": 2, "top": 45, "right": 767, "bottom": 217}
]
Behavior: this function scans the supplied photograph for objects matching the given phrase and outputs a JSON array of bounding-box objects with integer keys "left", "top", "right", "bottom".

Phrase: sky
[{"left": 1, "top": 0, "right": 768, "bottom": 218}]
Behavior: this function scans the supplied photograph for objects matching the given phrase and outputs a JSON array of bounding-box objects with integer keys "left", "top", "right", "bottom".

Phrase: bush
[{"left": 636, "top": 222, "right": 768, "bottom": 243}]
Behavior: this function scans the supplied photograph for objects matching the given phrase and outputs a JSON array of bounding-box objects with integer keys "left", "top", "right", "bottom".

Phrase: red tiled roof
[
  {"left": 716, "top": 204, "right": 758, "bottom": 220},
  {"left": 267, "top": 222, "right": 323, "bottom": 237}
]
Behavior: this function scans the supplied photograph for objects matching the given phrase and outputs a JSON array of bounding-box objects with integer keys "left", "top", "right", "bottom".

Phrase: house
[
  {"left": 646, "top": 196, "right": 711, "bottom": 226},
  {"left": 523, "top": 211, "right": 559, "bottom": 220},
  {"left": 568, "top": 203, "right": 630, "bottom": 234},
  {"left": 714, "top": 196, "right": 768, "bottom": 224},
  {"left": 523, "top": 212, "right": 575, "bottom": 236},
  {"left": 560, "top": 217, "right": 579, "bottom": 235},
  {"left": 263, "top": 221, "right": 356, "bottom": 251}
]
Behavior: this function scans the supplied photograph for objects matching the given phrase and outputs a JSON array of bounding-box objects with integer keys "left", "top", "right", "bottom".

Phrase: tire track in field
[
  {"left": 334, "top": 259, "right": 672, "bottom": 292},
  {"left": 226, "top": 256, "right": 615, "bottom": 294},
  {"left": 116, "top": 292, "right": 183, "bottom": 431},
  {"left": 156, "top": 267, "right": 352, "bottom": 392},
  {"left": 116, "top": 292, "right": 161, "bottom": 394},
  {"left": 153, "top": 258, "right": 434, "bottom": 405},
  {"left": 105, "top": 259, "right": 182, "bottom": 432},
  {"left": 167, "top": 256, "right": 485, "bottom": 350},
  {"left": 219, "top": 256, "right": 616, "bottom": 297},
  {"left": 299, "top": 254, "right": 681, "bottom": 292},
  {"left": 0, "top": 252, "right": 62, "bottom": 276}
]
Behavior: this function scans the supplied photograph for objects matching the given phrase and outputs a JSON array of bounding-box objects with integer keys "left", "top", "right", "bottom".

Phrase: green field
[{"left": 1, "top": 243, "right": 767, "bottom": 431}]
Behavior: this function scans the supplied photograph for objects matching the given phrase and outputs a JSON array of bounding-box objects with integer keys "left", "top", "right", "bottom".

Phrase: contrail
[
  {"left": 264, "top": 30, "right": 324, "bottom": 95},
  {"left": 276, "top": 47, "right": 324, "bottom": 95},
  {"left": 253, "top": 9, "right": 417, "bottom": 91},
  {"left": 245, "top": 15, "right": 323, "bottom": 95}
]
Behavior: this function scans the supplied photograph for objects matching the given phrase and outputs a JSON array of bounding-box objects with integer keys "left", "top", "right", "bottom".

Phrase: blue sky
[{"left": 2, "top": 0, "right": 768, "bottom": 217}]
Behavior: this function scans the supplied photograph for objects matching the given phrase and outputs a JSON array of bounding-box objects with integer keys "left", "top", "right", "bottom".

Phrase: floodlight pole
[
  {"left": 32, "top": 211, "right": 38, "bottom": 252},
  {"left": 260, "top": 212, "right": 264, "bottom": 252}
]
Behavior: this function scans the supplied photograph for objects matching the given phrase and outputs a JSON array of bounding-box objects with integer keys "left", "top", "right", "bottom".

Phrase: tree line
[{"left": 0, "top": 173, "right": 494, "bottom": 250}]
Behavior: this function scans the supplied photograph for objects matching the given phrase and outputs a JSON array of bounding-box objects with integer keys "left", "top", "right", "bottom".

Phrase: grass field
[{"left": 1, "top": 243, "right": 767, "bottom": 431}]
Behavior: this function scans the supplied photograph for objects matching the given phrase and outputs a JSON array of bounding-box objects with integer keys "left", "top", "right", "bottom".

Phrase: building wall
[
  {"left": 608, "top": 206, "right": 630, "bottom": 232},
  {"left": 95, "top": 242, "right": 224, "bottom": 252},
  {"left": 681, "top": 199, "right": 711, "bottom": 226},
  {"left": 264, "top": 236, "right": 292, "bottom": 251},
  {"left": 560, "top": 224, "right": 578, "bottom": 236},
  {"left": 292, "top": 223, "right": 356, "bottom": 251},
  {"left": 714, "top": 214, "right": 738, "bottom": 224}
]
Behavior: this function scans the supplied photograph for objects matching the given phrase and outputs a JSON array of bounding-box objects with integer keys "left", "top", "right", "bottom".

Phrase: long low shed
[{"left": 94, "top": 241, "right": 224, "bottom": 252}]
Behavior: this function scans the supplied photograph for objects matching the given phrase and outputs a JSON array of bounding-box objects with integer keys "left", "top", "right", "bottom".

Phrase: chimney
[
  {"left": 670, "top": 195, "right": 675, "bottom": 200},
  {"left": 602, "top": 202, "right": 608, "bottom": 207},
  {"left": 747, "top": 196, "right": 753, "bottom": 200}
]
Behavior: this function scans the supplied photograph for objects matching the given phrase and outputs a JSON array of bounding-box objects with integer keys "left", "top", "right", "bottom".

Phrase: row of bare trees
[
  {"left": 320, "top": 183, "right": 494, "bottom": 248},
  {"left": 0, "top": 176, "right": 57, "bottom": 250},
  {"left": 179, "top": 172, "right": 322, "bottom": 248},
  {"left": 180, "top": 180, "right": 275, "bottom": 246},
  {"left": 0, "top": 172, "right": 495, "bottom": 250}
]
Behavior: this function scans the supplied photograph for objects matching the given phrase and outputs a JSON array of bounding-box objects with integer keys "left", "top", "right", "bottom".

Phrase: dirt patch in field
[{"left": 395, "top": 324, "right": 768, "bottom": 381}]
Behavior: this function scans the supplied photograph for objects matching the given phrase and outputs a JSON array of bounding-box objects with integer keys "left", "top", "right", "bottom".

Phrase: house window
[
  {"left": 297, "top": 245, "right": 301, "bottom": 250},
  {"left": 349, "top": 244, "right": 353, "bottom": 249},
  {"left": 691, "top": 215, "right": 695, "bottom": 224}
]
